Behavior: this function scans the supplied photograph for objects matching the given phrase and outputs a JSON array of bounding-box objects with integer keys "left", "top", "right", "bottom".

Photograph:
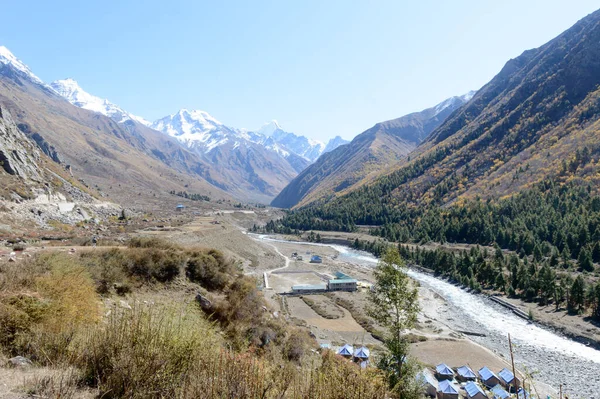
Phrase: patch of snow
[
  {"left": 0, "top": 45, "right": 46, "bottom": 86},
  {"left": 50, "top": 78, "right": 150, "bottom": 125}
]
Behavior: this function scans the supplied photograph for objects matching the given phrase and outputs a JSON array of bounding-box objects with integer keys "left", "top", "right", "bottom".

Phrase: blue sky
[{"left": 1, "top": 0, "right": 599, "bottom": 140}]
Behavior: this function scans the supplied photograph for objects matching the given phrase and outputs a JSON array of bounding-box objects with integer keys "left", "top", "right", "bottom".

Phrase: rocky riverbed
[{"left": 256, "top": 235, "right": 600, "bottom": 398}]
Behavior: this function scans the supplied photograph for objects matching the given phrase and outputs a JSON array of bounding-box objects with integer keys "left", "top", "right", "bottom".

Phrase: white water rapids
[{"left": 253, "top": 234, "right": 600, "bottom": 396}]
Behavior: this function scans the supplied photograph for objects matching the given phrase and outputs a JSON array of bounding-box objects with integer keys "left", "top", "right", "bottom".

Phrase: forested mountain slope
[
  {"left": 279, "top": 8, "right": 600, "bottom": 224},
  {"left": 271, "top": 93, "right": 473, "bottom": 209}
]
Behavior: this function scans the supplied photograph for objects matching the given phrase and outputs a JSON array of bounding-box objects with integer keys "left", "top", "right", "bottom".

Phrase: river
[{"left": 254, "top": 234, "right": 600, "bottom": 397}]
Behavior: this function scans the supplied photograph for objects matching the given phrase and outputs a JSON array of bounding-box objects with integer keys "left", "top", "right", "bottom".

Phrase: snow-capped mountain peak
[
  {"left": 434, "top": 90, "right": 477, "bottom": 115},
  {"left": 0, "top": 45, "right": 45, "bottom": 86},
  {"left": 151, "top": 109, "right": 231, "bottom": 152},
  {"left": 50, "top": 78, "right": 150, "bottom": 125},
  {"left": 257, "top": 120, "right": 282, "bottom": 136}
]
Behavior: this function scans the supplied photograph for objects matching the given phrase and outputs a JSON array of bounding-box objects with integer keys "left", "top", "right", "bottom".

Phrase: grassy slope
[{"left": 0, "top": 72, "right": 233, "bottom": 209}]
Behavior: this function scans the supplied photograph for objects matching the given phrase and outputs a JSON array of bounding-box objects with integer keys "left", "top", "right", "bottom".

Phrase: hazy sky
[{"left": 1, "top": 1, "right": 599, "bottom": 140}]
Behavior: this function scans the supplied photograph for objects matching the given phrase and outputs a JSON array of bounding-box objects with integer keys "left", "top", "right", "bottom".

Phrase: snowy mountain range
[
  {"left": 48, "top": 76, "right": 347, "bottom": 166},
  {"left": 50, "top": 78, "right": 150, "bottom": 125},
  {"left": 0, "top": 46, "right": 46, "bottom": 86}
]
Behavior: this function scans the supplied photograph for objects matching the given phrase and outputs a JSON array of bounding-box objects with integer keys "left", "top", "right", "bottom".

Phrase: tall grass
[{"left": 0, "top": 239, "right": 390, "bottom": 398}]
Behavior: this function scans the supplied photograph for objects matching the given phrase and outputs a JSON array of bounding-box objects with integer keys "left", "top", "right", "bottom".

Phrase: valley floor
[{"left": 0, "top": 212, "right": 595, "bottom": 398}]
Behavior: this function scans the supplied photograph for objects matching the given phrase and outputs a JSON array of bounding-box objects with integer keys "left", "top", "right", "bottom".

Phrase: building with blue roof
[
  {"left": 498, "top": 368, "right": 521, "bottom": 392},
  {"left": 479, "top": 367, "right": 500, "bottom": 388},
  {"left": 465, "top": 381, "right": 488, "bottom": 399},
  {"left": 435, "top": 363, "right": 454, "bottom": 380},
  {"left": 437, "top": 380, "right": 459, "bottom": 399},
  {"left": 517, "top": 387, "right": 532, "bottom": 399},
  {"left": 353, "top": 346, "right": 370, "bottom": 360},
  {"left": 456, "top": 365, "right": 477, "bottom": 381},
  {"left": 416, "top": 369, "right": 438, "bottom": 397},
  {"left": 490, "top": 384, "right": 510, "bottom": 399},
  {"left": 337, "top": 344, "right": 353, "bottom": 358}
]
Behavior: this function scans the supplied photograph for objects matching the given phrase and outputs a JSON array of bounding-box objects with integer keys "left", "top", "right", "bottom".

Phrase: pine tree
[
  {"left": 569, "top": 276, "right": 586, "bottom": 314},
  {"left": 578, "top": 247, "right": 594, "bottom": 272}
]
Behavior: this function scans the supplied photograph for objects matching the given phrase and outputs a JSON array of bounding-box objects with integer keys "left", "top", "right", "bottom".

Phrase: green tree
[
  {"left": 568, "top": 276, "right": 586, "bottom": 314},
  {"left": 368, "top": 247, "right": 420, "bottom": 398},
  {"left": 578, "top": 247, "right": 594, "bottom": 272}
]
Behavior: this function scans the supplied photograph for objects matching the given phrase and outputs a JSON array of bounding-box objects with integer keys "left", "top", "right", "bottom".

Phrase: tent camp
[
  {"left": 479, "top": 367, "right": 500, "bottom": 388},
  {"left": 490, "top": 384, "right": 510, "bottom": 399},
  {"left": 465, "top": 381, "right": 488, "bottom": 399},
  {"left": 337, "top": 344, "right": 353, "bottom": 358},
  {"left": 456, "top": 365, "right": 477, "bottom": 381},
  {"left": 435, "top": 363, "right": 454, "bottom": 380},
  {"left": 353, "top": 346, "right": 370, "bottom": 361},
  {"left": 498, "top": 368, "right": 521, "bottom": 391},
  {"left": 417, "top": 369, "right": 438, "bottom": 397},
  {"left": 437, "top": 380, "right": 459, "bottom": 399}
]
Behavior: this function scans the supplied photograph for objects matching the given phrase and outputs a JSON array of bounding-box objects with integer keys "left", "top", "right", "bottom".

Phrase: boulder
[
  {"left": 195, "top": 293, "right": 213, "bottom": 312},
  {"left": 8, "top": 356, "right": 32, "bottom": 368}
]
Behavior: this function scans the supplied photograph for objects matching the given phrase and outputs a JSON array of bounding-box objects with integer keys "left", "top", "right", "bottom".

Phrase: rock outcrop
[{"left": 0, "top": 106, "right": 42, "bottom": 180}]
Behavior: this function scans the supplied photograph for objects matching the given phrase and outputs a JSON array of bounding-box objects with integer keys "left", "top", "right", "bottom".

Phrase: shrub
[
  {"left": 127, "top": 236, "right": 181, "bottom": 251},
  {"left": 186, "top": 249, "right": 235, "bottom": 290},
  {"left": 123, "top": 248, "right": 183, "bottom": 283},
  {"left": 75, "top": 303, "right": 218, "bottom": 398}
]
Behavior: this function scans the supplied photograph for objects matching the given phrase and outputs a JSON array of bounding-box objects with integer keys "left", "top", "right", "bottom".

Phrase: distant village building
[
  {"left": 310, "top": 255, "right": 323, "bottom": 263},
  {"left": 417, "top": 369, "right": 438, "bottom": 397},
  {"left": 176, "top": 204, "right": 185, "bottom": 212},
  {"left": 478, "top": 367, "right": 500, "bottom": 388},
  {"left": 498, "top": 368, "right": 520, "bottom": 392},
  {"left": 291, "top": 284, "right": 327, "bottom": 294},
  {"left": 464, "top": 381, "right": 488, "bottom": 399},
  {"left": 437, "top": 380, "right": 459, "bottom": 399},
  {"left": 456, "top": 365, "right": 477, "bottom": 382},
  {"left": 435, "top": 363, "right": 454, "bottom": 380},
  {"left": 337, "top": 344, "right": 353, "bottom": 358},
  {"left": 327, "top": 278, "right": 358, "bottom": 291}
]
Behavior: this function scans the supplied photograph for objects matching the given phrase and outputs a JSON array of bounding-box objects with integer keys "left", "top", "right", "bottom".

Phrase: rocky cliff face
[{"left": 0, "top": 106, "right": 42, "bottom": 181}]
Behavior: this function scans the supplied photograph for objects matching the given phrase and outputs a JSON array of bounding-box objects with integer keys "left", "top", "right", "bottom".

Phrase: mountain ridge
[{"left": 271, "top": 92, "right": 474, "bottom": 209}]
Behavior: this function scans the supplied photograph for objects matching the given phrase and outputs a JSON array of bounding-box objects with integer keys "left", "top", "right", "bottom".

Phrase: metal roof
[
  {"left": 292, "top": 284, "right": 327, "bottom": 290},
  {"left": 498, "top": 368, "right": 516, "bottom": 384},
  {"left": 335, "top": 271, "right": 352, "bottom": 279},
  {"left": 438, "top": 380, "right": 459, "bottom": 394},
  {"left": 465, "top": 382, "right": 486, "bottom": 398},
  {"left": 517, "top": 388, "right": 531, "bottom": 399},
  {"left": 329, "top": 278, "right": 358, "bottom": 284},
  {"left": 417, "top": 370, "right": 438, "bottom": 388},
  {"left": 479, "top": 367, "right": 498, "bottom": 381},
  {"left": 490, "top": 384, "right": 510, "bottom": 399},
  {"left": 436, "top": 363, "right": 454, "bottom": 376},
  {"left": 457, "top": 365, "right": 477, "bottom": 379}
]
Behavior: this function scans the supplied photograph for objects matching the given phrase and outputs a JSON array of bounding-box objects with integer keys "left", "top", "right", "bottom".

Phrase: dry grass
[
  {"left": 0, "top": 238, "right": 391, "bottom": 398},
  {"left": 301, "top": 295, "right": 343, "bottom": 319}
]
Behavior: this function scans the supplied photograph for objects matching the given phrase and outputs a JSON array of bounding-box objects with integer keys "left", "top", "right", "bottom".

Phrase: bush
[
  {"left": 122, "top": 248, "right": 183, "bottom": 283},
  {"left": 75, "top": 303, "right": 218, "bottom": 398},
  {"left": 186, "top": 249, "right": 235, "bottom": 290},
  {"left": 127, "top": 236, "right": 181, "bottom": 251}
]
